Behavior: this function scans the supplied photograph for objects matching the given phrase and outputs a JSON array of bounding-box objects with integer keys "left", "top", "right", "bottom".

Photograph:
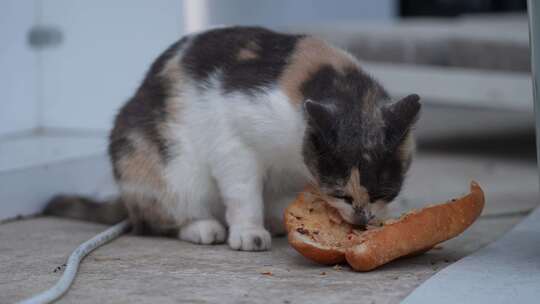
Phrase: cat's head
[{"left": 302, "top": 88, "right": 421, "bottom": 227}]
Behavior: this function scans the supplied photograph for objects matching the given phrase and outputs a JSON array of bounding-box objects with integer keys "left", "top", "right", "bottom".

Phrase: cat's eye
[
  {"left": 369, "top": 194, "right": 385, "bottom": 202},
  {"left": 331, "top": 193, "right": 353, "bottom": 204}
]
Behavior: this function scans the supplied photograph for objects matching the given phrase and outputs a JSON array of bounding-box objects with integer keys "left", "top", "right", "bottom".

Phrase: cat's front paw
[
  {"left": 228, "top": 225, "right": 271, "bottom": 251},
  {"left": 179, "top": 219, "right": 227, "bottom": 245}
]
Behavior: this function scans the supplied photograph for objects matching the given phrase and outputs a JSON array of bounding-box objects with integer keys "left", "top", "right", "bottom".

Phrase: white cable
[{"left": 17, "top": 220, "right": 131, "bottom": 304}]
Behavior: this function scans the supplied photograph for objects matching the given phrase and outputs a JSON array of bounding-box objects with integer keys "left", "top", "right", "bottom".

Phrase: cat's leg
[
  {"left": 167, "top": 152, "right": 227, "bottom": 245},
  {"left": 211, "top": 147, "right": 271, "bottom": 251}
]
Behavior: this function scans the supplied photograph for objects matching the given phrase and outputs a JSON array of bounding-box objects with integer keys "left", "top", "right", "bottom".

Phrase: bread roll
[{"left": 285, "top": 181, "right": 485, "bottom": 271}]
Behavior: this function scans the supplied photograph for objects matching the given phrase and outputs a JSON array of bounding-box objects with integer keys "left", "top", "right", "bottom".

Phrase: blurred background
[
  {"left": 1, "top": 2, "right": 539, "bottom": 303},
  {"left": 0, "top": 0, "right": 536, "bottom": 222}
]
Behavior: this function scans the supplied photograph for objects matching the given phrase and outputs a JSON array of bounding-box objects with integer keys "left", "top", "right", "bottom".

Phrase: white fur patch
[{"left": 160, "top": 71, "right": 310, "bottom": 250}]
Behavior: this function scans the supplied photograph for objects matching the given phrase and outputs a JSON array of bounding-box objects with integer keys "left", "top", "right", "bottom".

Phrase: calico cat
[{"left": 44, "top": 26, "right": 421, "bottom": 251}]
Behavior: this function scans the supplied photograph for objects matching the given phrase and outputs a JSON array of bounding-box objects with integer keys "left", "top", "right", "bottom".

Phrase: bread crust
[
  {"left": 288, "top": 231, "right": 345, "bottom": 265},
  {"left": 285, "top": 181, "right": 485, "bottom": 271}
]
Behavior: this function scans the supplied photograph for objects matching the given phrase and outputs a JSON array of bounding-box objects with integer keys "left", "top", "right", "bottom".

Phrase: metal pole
[{"left": 528, "top": 0, "right": 540, "bottom": 176}]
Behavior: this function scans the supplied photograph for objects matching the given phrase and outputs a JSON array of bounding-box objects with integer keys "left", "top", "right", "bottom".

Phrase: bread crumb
[
  {"left": 433, "top": 245, "right": 443, "bottom": 250},
  {"left": 261, "top": 271, "right": 273, "bottom": 276},
  {"left": 296, "top": 227, "right": 308, "bottom": 235},
  {"left": 320, "top": 271, "right": 326, "bottom": 275},
  {"left": 333, "top": 265, "right": 343, "bottom": 271},
  {"left": 328, "top": 209, "right": 343, "bottom": 224}
]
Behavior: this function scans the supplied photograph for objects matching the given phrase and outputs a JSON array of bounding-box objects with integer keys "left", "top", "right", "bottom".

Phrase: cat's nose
[{"left": 353, "top": 208, "right": 370, "bottom": 228}]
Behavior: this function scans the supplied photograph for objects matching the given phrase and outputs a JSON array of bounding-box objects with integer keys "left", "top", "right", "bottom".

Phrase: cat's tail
[{"left": 43, "top": 195, "right": 127, "bottom": 225}]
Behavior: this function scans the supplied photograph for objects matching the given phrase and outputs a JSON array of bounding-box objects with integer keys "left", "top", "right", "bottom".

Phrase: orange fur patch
[
  {"left": 158, "top": 52, "right": 186, "bottom": 141},
  {"left": 361, "top": 86, "right": 379, "bottom": 114},
  {"left": 398, "top": 133, "right": 415, "bottom": 169},
  {"left": 237, "top": 40, "right": 261, "bottom": 60},
  {"left": 117, "top": 132, "right": 177, "bottom": 232},
  {"left": 237, "top": 48, "right": 258, "bottom": 60},
  {"left": 279, "top": 37, "right": 358, "bottom": 105},
  {"left": 344, "top": 167, "right": 370, "bottom": 208},
  {"left": 118, "top": 132, "right": 167, "bottom": 191}
]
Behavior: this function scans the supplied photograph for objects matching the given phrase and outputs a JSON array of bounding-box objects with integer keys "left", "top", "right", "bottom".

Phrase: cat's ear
[
  {"left": 382, "top": 94, "right": 421, "bottom": 145},
  {"left": 303, "top": 99, "right": 336, "bottom": 131}
]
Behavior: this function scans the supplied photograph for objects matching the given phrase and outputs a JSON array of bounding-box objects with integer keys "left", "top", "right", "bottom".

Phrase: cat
[{"left": 44, "top": 26, "right": 421, "bottom": 251}]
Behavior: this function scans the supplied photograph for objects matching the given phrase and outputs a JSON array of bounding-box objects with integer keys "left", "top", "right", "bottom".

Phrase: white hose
[{"left": 17, "top": 220, "right": 131, "bottom": 304}]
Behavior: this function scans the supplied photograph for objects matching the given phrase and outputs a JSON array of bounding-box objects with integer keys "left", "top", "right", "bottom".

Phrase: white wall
[
  {"left": 0, "top": 0, "right": 185, "bottom": 136},
  {"left": 40, "top": 0, "right": 184, "bottom": 131},
  {"left": 0, "top": 0, "right": 39, "bottom": 136},
  {"left": 199, "top": 0, "right": 395, "bottom": 30}
]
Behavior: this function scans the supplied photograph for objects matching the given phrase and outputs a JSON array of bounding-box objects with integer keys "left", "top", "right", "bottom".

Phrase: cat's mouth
[
  {"left": 320, "top": 192, "right": 382, "bottom": 228},
  {"left": 345, "top": 209, "right": 374, "bottom": 228},
  {"left": 330, "top": 203, "right": 374, "bottom": 228}
]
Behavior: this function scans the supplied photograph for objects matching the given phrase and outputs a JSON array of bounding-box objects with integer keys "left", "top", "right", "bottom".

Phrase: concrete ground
[{"left": 1, "top": 127, "right": 538, "bottom": 304}]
